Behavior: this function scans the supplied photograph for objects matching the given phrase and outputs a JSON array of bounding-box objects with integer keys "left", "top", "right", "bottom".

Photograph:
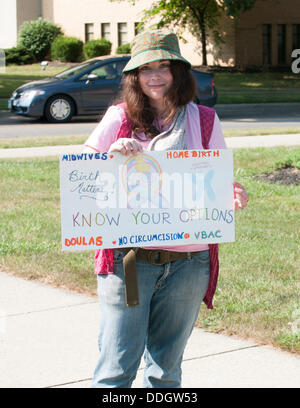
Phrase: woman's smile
[{"left": 148, "top": 83, "right": 166, "bottom": 89}]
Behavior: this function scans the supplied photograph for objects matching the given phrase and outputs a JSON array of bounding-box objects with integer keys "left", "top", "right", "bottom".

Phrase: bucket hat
[{"left": 123, "top": 29, "right": 191, "bottom": 72}]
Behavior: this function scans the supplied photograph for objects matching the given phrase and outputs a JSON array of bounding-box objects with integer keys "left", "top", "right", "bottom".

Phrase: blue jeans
[{"left": 91, "top": 249, "right": 210, "bottom": 388}]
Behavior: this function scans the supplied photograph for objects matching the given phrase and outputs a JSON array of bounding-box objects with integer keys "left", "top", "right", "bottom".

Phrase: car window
[
  {"left": 80, "top": 61, "right": 127, "bottom": 80},
  {"left": 115, "top": 61, "right": 127, "bottom": 76},
  {"left": 55, "top": 61, "right": 98, "bottom": 79}
]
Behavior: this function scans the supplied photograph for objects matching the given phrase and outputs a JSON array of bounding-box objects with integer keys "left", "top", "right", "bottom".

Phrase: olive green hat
[{"left": 123, "top": 29, "right": 191, "bottom": 72}]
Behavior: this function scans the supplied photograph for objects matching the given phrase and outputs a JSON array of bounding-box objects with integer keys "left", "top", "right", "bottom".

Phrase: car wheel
[{"left": 44, "top": 95, "right": 75, "bottom": 123}]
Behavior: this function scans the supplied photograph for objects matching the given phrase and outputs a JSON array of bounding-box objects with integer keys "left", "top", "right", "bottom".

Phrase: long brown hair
[{"left": 121, "top": 61, "right": 197, "bottom": 138}]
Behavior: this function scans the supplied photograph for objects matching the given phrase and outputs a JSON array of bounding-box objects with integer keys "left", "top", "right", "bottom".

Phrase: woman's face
[{"left": 138, "top": 60, "right": 173, "bottom": 106}]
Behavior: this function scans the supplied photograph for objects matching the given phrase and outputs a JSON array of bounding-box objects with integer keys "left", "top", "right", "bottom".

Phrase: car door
[{"left": 79, "top": 60, "right": 127, "bottom": 112}]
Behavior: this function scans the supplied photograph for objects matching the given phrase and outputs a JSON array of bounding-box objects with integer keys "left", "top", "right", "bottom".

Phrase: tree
[
  {"left": 18, "top": 17, "right": 62, "bottom": 61},
  {"left": 114, "top": 0, "right": 256, "bottom": 65}
]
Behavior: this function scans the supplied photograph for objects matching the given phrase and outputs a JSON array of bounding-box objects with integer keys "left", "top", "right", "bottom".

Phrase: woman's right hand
[{"left": 108, "top": 138, "right": 143, "bottom": 155}]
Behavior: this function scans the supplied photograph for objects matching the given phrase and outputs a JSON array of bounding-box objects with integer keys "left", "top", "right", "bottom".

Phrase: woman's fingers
[
  {"left": 108, "top": 138, "right": 143, "bottom": 155},
  {"left": 233, "top": 181, "right": 249, "bottom": 210}
]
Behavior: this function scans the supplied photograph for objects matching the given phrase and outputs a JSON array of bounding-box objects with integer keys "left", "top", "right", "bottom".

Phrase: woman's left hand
[{"left": 233, "top": 181, "right": 249, "bottom": 210}]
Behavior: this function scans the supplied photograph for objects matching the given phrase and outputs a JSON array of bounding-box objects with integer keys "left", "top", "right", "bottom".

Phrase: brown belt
[{"left": 119, "top": 248, "right": 203, "bottom": 307}]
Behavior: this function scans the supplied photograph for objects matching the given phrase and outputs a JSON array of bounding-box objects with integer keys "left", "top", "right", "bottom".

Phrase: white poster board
[{"left": 60, "top": 149, "right": 235, "bottom": 251}]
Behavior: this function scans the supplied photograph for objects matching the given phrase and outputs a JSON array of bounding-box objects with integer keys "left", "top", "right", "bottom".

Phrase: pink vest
[{"left": 94, "top": 103, "right": 219, "bottom": 309}]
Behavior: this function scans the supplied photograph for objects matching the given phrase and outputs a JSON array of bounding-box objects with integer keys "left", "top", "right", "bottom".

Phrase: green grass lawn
[
  {"left": 0, "top": 147, "right": 299, "bottom": 353},
  {"left": 215, "top": 71, "right": 300, "bottom": 104},
  {"left": 215, "top": 71, "right": 300, "bottom": 90},
  {"left": 0, "top": 99, "right": 8, "bottom": 110}
]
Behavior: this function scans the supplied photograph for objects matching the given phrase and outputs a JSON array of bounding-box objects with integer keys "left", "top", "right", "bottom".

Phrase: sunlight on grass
[
  {"left": 223, "top": 127, "right": 300, "bottom": 138},
  {"left": 2, "top": 63, "right": 71, "bottom": 77},
  {"left": 240, "top": 81, "right": 263, "bottom": 87},
  {"left": 0, "top": 135, "right": 88, "bottom": 149}
]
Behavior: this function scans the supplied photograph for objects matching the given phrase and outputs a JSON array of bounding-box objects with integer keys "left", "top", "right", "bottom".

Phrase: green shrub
[
  {"left": 51, "top": 36, "right": 83, "bottom": 62},
  {"left": 83, "top": 39, "right": 112, "bottom": 59},
  {"left": 4, "top": 46, "right": 34, "bottom": 65},
  {"left": 18, "top": 17, "right": 62, "bottom": 61},
  {"left": 115, "top": 43, "right": 131, "bottom": 54}
]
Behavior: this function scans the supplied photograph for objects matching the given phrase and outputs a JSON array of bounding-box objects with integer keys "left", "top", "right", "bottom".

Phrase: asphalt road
[{"left": 1, "top": 103, "right": 300, "bottom": 139}]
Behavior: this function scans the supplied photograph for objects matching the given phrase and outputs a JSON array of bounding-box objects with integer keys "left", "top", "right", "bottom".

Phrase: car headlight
[
  {"left": 20, "top": 90, "right": 45, "bottom": 98},
  {"left": 19, "top": 90, "right": 46, "bottom": 106}
]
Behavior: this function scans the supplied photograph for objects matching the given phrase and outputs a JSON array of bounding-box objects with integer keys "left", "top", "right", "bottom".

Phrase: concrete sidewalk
[
  {"left": 0, "top": 271, "right": 299, "bottom": 388},
  {"left": 0, "top": 133, "right": 300, "bottom": 159}
]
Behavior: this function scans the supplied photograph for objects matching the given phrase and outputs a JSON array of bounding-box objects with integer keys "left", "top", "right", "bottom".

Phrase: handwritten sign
[{"left": 60, "top": 149, "right": 235, "bottom": 251}]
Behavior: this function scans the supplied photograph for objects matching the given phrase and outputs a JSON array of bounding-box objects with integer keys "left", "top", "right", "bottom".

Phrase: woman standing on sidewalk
[{"left": 84, "top": 29, "right": 249, "bottom": 388}]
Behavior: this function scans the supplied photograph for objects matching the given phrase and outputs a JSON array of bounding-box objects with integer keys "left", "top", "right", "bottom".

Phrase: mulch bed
[{"left": 259, "top": 167, "right": 300, "bottom": 185}]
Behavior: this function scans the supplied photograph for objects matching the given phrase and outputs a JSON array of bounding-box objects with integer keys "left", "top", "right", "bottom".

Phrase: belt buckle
[{"left": 147, "top": 250, "right": 166, "bottom": 266}]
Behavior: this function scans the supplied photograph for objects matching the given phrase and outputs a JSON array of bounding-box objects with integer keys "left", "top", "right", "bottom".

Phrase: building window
[
  {"left": 85, "top": 23, "right": 94, "bottom": 42},
  {"left": 262, "top": 24, "right": 272, "bottom": 65},
  {"left": 101, "top": 23, "right": 111, "bottom": 40},
  {"left": 118, "top": 23, "right": 128, "bottom": 46},
  {"left": 277, "top": 24, "right": 286, "bottom": 64},
  {"left": 135, "top": 22, "right": 144, "bottom": 35},
  {"left": 292, "top": 24, "right": 300, "bottom": 50}
]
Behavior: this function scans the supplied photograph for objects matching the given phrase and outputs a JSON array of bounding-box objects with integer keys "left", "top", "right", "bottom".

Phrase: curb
[{"left": 215, "top": 102, "right": 300, "bottom": 118}]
